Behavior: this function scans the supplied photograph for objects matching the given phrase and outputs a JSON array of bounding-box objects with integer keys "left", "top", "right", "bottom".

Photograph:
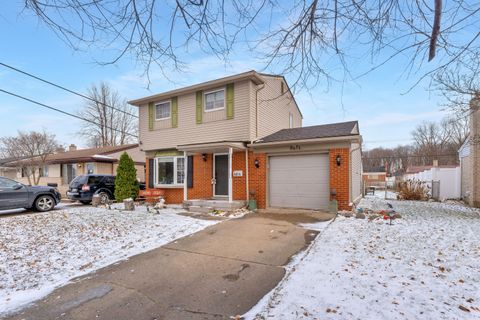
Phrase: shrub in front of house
[{"left": 115, "top": 152, "right": 139, "bottom": 203}]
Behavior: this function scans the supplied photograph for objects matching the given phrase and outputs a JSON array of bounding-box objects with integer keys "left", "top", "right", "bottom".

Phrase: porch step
[{"left": 183, "top": 199, "right": 246, "bottom": 212}]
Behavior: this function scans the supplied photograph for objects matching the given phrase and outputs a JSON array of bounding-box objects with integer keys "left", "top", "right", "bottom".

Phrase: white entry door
[{"left": 269, "top": 154, "right": 330, "bottom": 210}]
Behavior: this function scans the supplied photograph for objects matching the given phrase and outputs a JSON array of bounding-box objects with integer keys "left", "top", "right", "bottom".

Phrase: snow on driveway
[
  {"left": 247, "top": 198, "right": 480, "bottom": 319},
  {"left": 0, "top": 206, "right": 218, "bottom": 316}
]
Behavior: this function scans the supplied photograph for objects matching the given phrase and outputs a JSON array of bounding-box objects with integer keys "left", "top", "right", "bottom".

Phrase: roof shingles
[{"left": 255, "top": 121, "right": 359, "bottom": 144}]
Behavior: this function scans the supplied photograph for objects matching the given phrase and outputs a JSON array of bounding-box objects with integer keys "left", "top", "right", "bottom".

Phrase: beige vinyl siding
[
  {"left": 350, "top": 142, "right": 362, "bottom": 203},
  {"left": 94, "top": 162, "right": 112, "bottom": 175},
  {"left": 254, "top": 76, "right": 302, "bottom": 140},
  {"left": 203, "top": 107, "right": 226, "bottom": 123},
  {"left": 107, "top": 146, "right": 146, "bottom": 164},
  {"left": 153, "top": 118, "right": 171, "bottom": 130},
  {"left": 139, "top": 80, "right": 252, "bottom": 151}
]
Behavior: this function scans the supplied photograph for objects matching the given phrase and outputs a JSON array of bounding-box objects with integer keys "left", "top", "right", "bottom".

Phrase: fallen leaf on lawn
[{"left": 459, "top": 305, "right": 470, "bottom": 312}]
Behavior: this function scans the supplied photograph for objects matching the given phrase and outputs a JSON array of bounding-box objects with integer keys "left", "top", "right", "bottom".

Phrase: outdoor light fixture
[
  {"left": 202, "top": 153, "right": 207, "bottom": 161},
  {"left": 254, "top": 158, "right": 260, "bottom": 168},
  {"left": 336, "top": 155, "right": 341, "bottom": 166}
]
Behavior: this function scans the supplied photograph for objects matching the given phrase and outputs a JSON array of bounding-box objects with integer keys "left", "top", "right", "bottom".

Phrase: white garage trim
[{"left": 267, "top": 153, "right": 330, "bottom": 210}]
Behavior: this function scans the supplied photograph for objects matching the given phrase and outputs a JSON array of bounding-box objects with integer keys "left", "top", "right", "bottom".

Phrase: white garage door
[{"left": 269, "top": 154, "right": 329, "bottom": 210}]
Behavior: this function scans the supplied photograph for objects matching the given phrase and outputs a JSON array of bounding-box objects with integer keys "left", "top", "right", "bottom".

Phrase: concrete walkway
[{"left": 7, "top": 212, "right": 333, "bottom": 320}]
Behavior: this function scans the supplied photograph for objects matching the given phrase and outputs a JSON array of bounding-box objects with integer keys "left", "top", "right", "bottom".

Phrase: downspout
[{"left": 349, "top": 143, "right": 362, "bottom": 206}]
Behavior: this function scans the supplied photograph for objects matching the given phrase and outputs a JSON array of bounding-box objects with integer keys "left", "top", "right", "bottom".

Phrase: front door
[{"left": 214, "top": 154, "right": 229, "bottom": 196}]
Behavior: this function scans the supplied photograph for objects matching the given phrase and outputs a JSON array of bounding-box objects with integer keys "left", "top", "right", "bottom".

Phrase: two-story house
[{"left": 129, "top": 70, "right": 362, "bottom": 211}]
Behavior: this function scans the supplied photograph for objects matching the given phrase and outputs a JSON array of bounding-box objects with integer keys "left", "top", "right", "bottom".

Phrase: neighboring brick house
[
  {"left": 5, "top": 144, "right": 145, "bottom": 195},
  {"left": 129, "top": 70, "right": 363, "bottom": 211},
  {"left": 362, "top": 167, "right": 387, "bottom": 187}
]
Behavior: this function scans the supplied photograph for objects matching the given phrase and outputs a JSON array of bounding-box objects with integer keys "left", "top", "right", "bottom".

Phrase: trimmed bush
[{"left": 115, "top": 152, "right": 139, "bottom": 202}]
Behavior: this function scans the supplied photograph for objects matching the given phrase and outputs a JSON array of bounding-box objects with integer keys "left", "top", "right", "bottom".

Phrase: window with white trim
[
  {"left": 204, "top": 89, "right": 225, "bottom": 111},
  {"left": 154, "top": 156, "right": 185, "bottom": 186},
  {"left": 289, "top": 113, "right": 293, "bottom": 128},
  {"left": 155, "top": 101, "right": 171, "bottom": 120},
  {"left": 86, "top": 163, "right": 94, "bottom": 174}
]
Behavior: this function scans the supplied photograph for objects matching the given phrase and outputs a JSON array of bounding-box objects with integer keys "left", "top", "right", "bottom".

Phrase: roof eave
[{"left": 128, "top": 70, "right": 264, "bottom": 106}]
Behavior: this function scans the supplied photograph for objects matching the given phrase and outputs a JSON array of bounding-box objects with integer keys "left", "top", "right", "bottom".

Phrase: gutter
[{"left": 248, "top": 134, "right": 362, "bottom": 148}]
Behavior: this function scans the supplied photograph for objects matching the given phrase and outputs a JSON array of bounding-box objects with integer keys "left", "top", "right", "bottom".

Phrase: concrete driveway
[{"left": 6, "top": 211, "right": 333, "bottom": 320}]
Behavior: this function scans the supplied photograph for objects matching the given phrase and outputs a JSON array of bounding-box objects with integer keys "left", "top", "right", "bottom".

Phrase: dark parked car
[
  {"left": 0, "top": 176, "right": 61, "bottom": 212},
  {"left": 66, "top": 174, "right": 115, "bottom": 204}
]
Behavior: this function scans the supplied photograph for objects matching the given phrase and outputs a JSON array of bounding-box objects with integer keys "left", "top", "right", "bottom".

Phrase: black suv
[
  {"left": 0, "top": 176, "right": 61, "bottom": 212},
  {"left": 66, "top": 174, "right": 115, "bottom": 204}
]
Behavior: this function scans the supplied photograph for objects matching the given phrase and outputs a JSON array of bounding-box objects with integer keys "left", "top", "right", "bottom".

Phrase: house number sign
[
  {"left": 289, "top": 145, "right": 301, "bottom": 150},
  {"left": 233, "top": 170, "right": 243, "bottom": 177}
]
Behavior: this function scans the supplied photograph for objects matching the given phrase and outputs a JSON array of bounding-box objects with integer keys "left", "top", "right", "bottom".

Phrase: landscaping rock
[
  {"left": 91, "top": 194, "right": 101, "bottom": 207},
  {"left": 355, "top": 212, "right": 366, "bottom": 219},
  {"left": 124, "top": 198, "right": 135, "bottom": 211}
]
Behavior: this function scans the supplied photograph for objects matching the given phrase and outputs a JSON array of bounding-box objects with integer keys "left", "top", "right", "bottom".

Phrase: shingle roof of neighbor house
[
  {"left": 45, "top": 144, "right": 139, "bottom": 163},
  {"left": 363, "top": 166, "right": 387, "bottom": 173},
  {"left": 255, "top": 121, "right": 359, "bottom": 144}
]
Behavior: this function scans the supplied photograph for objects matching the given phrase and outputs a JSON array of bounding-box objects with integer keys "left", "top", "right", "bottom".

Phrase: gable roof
[
  {"left": 254, "top": 121, "right": 359, "bottom": 144},
  {"left": 128, "top": 70, "right": 265, "bottom": 106},
  {"left": 45, "top": 144, "right": 139, "bottom": 164}
]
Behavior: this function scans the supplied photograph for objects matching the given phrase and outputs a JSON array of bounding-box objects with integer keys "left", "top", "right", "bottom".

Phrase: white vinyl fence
[{"left": 404, "top": 166, "right": 461, "bottom": 200}]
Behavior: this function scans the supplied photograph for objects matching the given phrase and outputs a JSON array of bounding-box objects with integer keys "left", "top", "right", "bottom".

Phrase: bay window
[{"left": 155, "top": 156, "right": 185, "bottom": 186}]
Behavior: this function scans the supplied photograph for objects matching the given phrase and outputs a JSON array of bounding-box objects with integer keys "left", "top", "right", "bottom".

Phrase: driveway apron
[{"left": 6, "top": 212, "right": 333, "bottom": 320}]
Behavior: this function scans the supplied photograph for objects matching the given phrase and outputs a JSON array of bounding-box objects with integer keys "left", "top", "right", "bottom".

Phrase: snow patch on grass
[
  {"left": 246, "top": 199, "right": 480, "bottom": 319},
  {"left": 0, "top": 206, "right": 217, "bottom": 316}
]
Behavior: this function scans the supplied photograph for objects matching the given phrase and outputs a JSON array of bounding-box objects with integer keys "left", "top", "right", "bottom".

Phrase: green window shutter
[
  {"left": 196, "top": 91, "right": 203, "bottom": 124},
  {"left": 171, "top": 96, "right": 178, "bottom": 128},
  {"left": 148, "top": 102, "right": 154, "bottom": 130},
  {"left": 226, "top": 83, "right": 234, "bottom": 119}
]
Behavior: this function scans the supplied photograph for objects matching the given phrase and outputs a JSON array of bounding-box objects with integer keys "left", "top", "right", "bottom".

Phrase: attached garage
[{"left": 269, "top": 154, "right": 329, "bottom": 210}]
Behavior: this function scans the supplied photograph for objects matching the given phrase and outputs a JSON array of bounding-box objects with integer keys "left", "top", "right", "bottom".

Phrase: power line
[
  {"left": 0, "top": 88, "right": 138, "bottom": 138},
  {"left": 0, "top": 62, "right": 139, "bottom": 119}
]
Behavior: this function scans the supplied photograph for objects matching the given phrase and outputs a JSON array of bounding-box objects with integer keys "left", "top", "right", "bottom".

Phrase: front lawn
[
  {"left": 0, "top": 205, "right": 218, "bottom": 316},
  {"left": 247, "top": 198, "right": 480, "bottom": 319}
]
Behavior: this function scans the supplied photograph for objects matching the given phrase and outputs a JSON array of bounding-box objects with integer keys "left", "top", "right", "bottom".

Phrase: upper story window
[
  {"left": 289, "top": 113, "right": 294, "bottom": 128},
  {"left": 204, "top": 89, "right": 225, "bottom": 112},
  {"left": 155, "top": 101, "right": 171, "bottom": 120}
]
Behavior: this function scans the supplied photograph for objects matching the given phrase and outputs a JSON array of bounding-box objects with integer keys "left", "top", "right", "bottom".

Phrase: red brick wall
[
  {"left": 232, "top": 151, "right": 247, "bottom": 200},
  {"left": 146, "top": 149, "right": 351, "bottom": 211},
  {"left": 146, "top": 152, "right": 250, "bottom": 204},
  {"left": 248, "top": 152, "right": 267, "bottom": 209},
  {"left": 329, "top": 148, "right": 350, "bottom": 210},
  {"left": 188, "top": 154, "right": 213, "bottom": 199}
]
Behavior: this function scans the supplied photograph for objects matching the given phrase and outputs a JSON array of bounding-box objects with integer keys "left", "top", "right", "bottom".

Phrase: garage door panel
[{"left": 269, "top": 154, "right": 329, "bottom": 210}]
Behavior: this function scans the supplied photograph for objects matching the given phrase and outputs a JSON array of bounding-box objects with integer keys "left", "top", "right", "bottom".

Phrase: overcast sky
[{"left": 0, "top": 2, "right": 450, "bottom": 151}]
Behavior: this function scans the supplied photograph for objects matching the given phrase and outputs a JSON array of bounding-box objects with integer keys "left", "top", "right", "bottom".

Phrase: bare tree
[
  {"left": 435, "top": 52, "right": 480, "bottom": 115},
  {"left": 23, "top": 1, "right": 480, "bottom": 90},
  {"left": 441, "top": 115, "right": 469, "bottom": 148},
  {"left": 79, "top": 82, "right": 138, "bottom": 147},
  {"left": 0, "top": 130, "right": 59, "bottom": 185}
]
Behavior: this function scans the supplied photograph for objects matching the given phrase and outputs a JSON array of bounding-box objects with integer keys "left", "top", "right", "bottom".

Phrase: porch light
[
  {"left": 254, "top": 158, "right": 260, "bottom": 168},
  {"left": 202, "top": 153, "right": 207, "bottom": 161},
  {"left": 336, "top": 155, "right": 341, "bottom": 166}
]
